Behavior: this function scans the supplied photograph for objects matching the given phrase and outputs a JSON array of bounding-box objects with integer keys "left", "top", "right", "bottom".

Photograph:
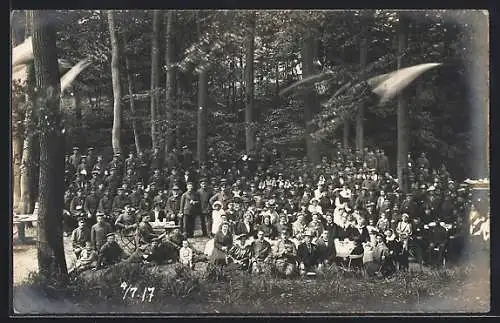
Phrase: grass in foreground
[{"left": 14, "top": 257, "right": 489, "bottom": 314}]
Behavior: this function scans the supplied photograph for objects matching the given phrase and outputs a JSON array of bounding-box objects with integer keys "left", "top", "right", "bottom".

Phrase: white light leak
[{"left": 199, "top": 106, "right": 203, "bottom": 110}]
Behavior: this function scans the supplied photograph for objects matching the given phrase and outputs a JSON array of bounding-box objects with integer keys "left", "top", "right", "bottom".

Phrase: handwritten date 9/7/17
[{"left": 120, "top": 282, "right": 155, "bottom": 302}]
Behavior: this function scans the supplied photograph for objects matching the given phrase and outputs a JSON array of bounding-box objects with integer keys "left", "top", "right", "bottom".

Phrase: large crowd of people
[{"left": 63, "top": 142, "right": 486, "bottom": 277}]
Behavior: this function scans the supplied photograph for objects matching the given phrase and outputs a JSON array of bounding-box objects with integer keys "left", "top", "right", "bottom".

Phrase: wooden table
[{"left": 13, "top": 214, "right": 38, "bottom": 242}]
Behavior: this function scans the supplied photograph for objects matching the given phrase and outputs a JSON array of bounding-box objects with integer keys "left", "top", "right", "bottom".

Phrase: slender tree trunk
[
  {"left": 197, "top": 71, "right": 208, "bottom": 164},
  {"left": 196, "top": 12, "right": 208, "bottom": 164},
  {"left": 244, "top": 12, "right": 255, "bottom": 154},
  {"left": 20, "top": 11, "right": 35, "bottom": 214},
  {"left": 397, "top": 15, "right": 409, "bottom": 193},
  {"left": 356, "top": 35, "right": 368, "bottom": 151},
  {"left": 108, "top": 11, "right": 122, "bottom": 154},
  {"left": 303, "top": 31, "right": 320, "bottom": 163},
  {"left": 12, "top": 27, "right": 23, "bottom": 213},
  {"left": 343, "top": 121, "right": 349, "bottom": 149},
  {"left": 125, "top": 55, "right": 141, "bottom": 154},
  {"left": 149, "top": 10, "right": 161, "bottom": 150},
  {"left": 164, "top": 10, "right": 176, "bottom": 154},
  {"left": 73, "top": 86, "right": 84, "bottom": 146},
  {"left": 32, "top": 10, "right": 68, "bottom": 281}
]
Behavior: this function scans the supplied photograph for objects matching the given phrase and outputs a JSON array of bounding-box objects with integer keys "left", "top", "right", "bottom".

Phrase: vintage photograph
[{"left": 11, "top": 9, "right": 489, "bottom": 314}]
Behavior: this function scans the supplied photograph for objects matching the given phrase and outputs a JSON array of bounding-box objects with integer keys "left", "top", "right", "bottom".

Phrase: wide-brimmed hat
[
  {"left": 401, "top": 213, "right": 410, "bottom": 220},
  {"left": 340, "top": 190, "right": 352, "bottom": 199},
  {"left": 234, "top": 233, "right": 248, "bottom": 240},
  {"left": 309, "top": 197, "right": 319, "bottom": 204}
]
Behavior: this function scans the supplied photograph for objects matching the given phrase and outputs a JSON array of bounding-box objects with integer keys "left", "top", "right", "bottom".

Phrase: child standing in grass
[{"left": 179, "top": 240, "right": 194, "bottom": 269}]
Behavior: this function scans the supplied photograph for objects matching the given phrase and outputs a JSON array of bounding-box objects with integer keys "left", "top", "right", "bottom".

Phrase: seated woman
[
  {"left": 227, "top": 234, "right": 253, "bottom": 271},
  {"left": 292, "top": 213, "right": 308, "bottom": 237},
  {"left": 365, "top": 233, "right": 392, "bottom": 277},
  {"left": 307, "top": 212, "right": 325, "bottom": 239},
  {"left": 69, "top": 241, "right": 97, "bottom": 275},
  {"left": 274, "top": 228, "right": 299, "bottom": 277},
  {"left": 258, "top": 216, "right": 278, "bottom": 240},
  {"left": 210, "top": 222, "right": 233, "bottom": 266},
  {"left": 347, "top": 217, "right": 370, "bottom": 268}
]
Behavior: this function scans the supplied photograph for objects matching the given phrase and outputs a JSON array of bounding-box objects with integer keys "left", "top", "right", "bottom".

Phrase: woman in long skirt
[{"left": 210, "top": 222, "right": 233, "bottom": 266}]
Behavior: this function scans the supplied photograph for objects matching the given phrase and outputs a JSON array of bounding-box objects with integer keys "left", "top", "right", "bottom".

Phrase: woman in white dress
[{"left": 211, "top": 201, "right": 226, "bottom": 236}]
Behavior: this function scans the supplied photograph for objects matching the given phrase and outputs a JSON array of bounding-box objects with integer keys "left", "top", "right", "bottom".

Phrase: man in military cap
[
  {"left": 137, "top": 190, "right": 153, "bottom": 213},
  {"left": 86, "top": 147, "right": 97, "bottom": 169},
  {"left": 123, "top": 168, "right": 139, "bottom": 188},
  {"left": 196, "top": 179, "right": 212, "bottom": 237},
  {"left": 84, "top": 187, "right": 100, "bottom": 225},
  {"left": 136, "top": 151, "right": 149, "bottom": 184},
  {"left": 165, "top": 185, "right": 182, "bottom": 224},
  {"left": 149, "top": 168, "right": 165, "bottom": 190},
  {"left": 97, "top": 233, "right": 127, "bottom": 269},
  {"left": 180, "top": 182, "right": 199, "bottom": 237},
  {"left": 112, "top": 187, "right": 129, "bottom": 211},
  {"left": 104, "top": 168, "right": 120, "bottom": 197},
  {"left": 69, "top": 146, "right": 82, "bottom": 169},
  {"left": 91, "top": 214, "right": 113, "bottom": 251},
  {"left": 71, "top": 218, "right": 91, "bottom": 258}
]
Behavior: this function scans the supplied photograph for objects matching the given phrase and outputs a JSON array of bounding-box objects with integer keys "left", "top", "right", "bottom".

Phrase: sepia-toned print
[{"left": 11, "top": 9, "right": 489, "bottom": 314}]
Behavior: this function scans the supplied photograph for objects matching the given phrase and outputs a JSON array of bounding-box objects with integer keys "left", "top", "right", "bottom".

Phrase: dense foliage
[{"left": 10, "top": 9, "right": 486, "bottom": 180}]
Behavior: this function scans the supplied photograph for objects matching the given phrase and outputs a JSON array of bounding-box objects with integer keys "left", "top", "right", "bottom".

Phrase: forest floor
[{"left": 12, "top": 222, "right": 490, "bottom": 314}]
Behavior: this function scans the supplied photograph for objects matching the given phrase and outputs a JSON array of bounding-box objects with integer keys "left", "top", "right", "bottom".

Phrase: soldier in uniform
[
  {"left": 70, "top": 189, "right": 85, "bottom": 218},
  {"left": 86, "top": 147, "right": 97, "bottom": 170},
  {"left": 112, "top": 187, "right": 129, "bottom": 211},
  {"left": 97, "top": 190, "right": 113, "bottom": 219},
  {"left": 122, "top": 168, "right": 139, "bottom": 188},
  {"left": 69, "top": 146, "right": 82, "bottom": 170},
  {"left": 137, "top": 151, "right": 149, "bottom": 184},
  {"left": 196, "top": 179, "right": 212, "bottom": 237},
  {"left": 138, "top": 191, "right": 153, "bottom": 213},
  {"left": 179, "top": 182, "right": 199, "bottom": 237},
  {"left": 91, "top": 214, "right": 113, "bottom": 251},
  {"left": 71, "top": 218, "right": 91, "bottom": 258},
  {"left": 97, "top": 233, "right": 127, "bottom": 269},
  {"left": 83, "top": 187, "right": 100, "bottom": 225},
  {"left": 165, "top": 185, "right": 182, "bottom": 224}
]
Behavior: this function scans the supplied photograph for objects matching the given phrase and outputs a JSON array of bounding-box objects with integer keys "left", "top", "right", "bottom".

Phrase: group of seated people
[{"left": 63, "top": 143, "right": 480, "bottom": 278}]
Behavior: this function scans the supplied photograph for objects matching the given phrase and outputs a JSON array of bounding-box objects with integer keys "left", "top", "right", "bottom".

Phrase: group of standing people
[{"left": 61, "top": 142, "right": 482, "bottom": 278}]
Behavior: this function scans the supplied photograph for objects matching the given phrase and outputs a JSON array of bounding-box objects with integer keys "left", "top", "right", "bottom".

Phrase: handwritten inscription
[{"left": 120, "top": 281, "right": 155, "bottom": 302}]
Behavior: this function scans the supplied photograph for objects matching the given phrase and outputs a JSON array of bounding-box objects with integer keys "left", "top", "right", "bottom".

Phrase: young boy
[{"left": 179, "top": 239, "right": 194, "bottom": 269}]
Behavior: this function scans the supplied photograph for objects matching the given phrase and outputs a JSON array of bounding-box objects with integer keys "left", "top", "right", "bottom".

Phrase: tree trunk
[
  {"left": 125, "top": 55, "right": 141, "bottom": 154},
  {"left": 343, "top": 121, "right": 349, "bottom": 149},
  {"left": 164, "top": 10, "right": 176, "bottom": 154},
  {"left": 244, "top": 12, "right": 255, "bottom": 154},
  {"left": 356, "top": 36, "right": 368, "bottom": 151},
  {"left": 73, "top": 86, "right": 84, "bottom": 146},
  {"left": 302, "top": 31, "right": 321, "bottom": 164},
  {"left": 32, "top": 10, "right": 68, "bottom": 281},
  {"left": 12, "top": 26, "right": 23, "bottom": 213},
  {"left": 108, "top": 11, "right": 122, "bottom": 154},
  {"left": 196, "top": 12, "right": 208, "bottom": 164},
  {"left": 150, "top": 10, "right": 161, "bottom": 150},
  {"left": 20, "top": 11, "right": 36, "bottom": 214},
  {"left": 197, "top": 71, "right": 208, "bottom": 164},
  {"left": 397, "top": 15, "right": 409, "bottom": 193}
]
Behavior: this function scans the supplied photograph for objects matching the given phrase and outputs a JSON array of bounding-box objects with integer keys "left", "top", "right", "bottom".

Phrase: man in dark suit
[
  {"left": 179, "top": 182, "right": 199, "bottom": 238},
  {"left": 297, "top": 230, "right": 319, "bottom": 274},
  {"left": 196, "top": 179, "right": 211, "bottom": 237}
]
